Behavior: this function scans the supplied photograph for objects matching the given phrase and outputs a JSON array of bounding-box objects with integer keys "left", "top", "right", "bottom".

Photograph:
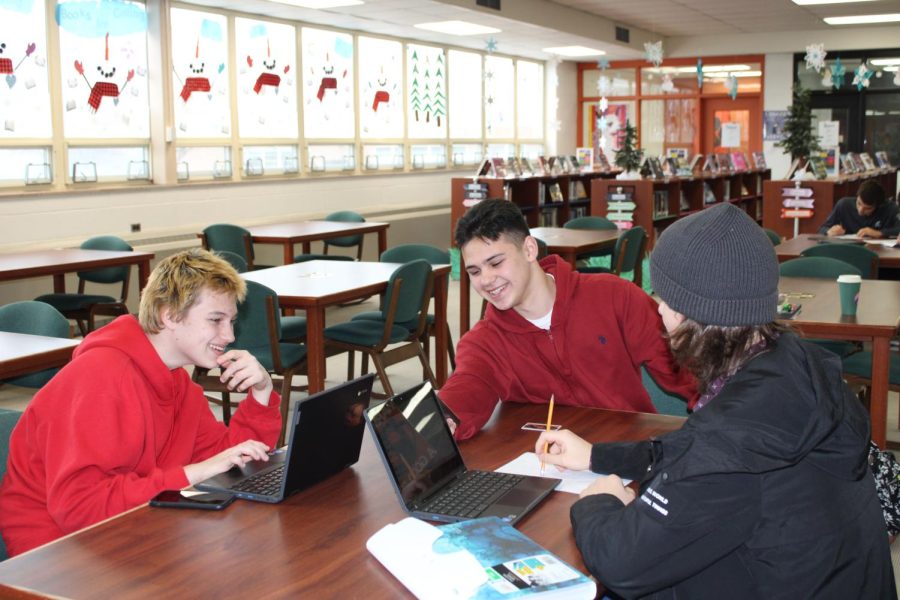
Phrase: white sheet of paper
[
  {"left": 721, "top": 122, "right": 741, "bottom": 148},
  {"left": 835, "top": 234, "right": 897, "bottom": 247},
  {"left": 495, "top": 452, "right": 631, "bottom": 495}
]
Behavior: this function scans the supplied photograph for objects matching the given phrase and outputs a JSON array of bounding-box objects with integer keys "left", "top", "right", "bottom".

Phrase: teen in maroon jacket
[{"left": 440, "top": 199, "right": 696, "bottom": 440}]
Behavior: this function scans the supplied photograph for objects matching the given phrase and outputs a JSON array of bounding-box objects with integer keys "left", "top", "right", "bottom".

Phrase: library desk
[
  {"left": 0, "top": 332, "right": 79, "bottom": 380},
  {"left": 775, "top": 234, "right": 900, "bottom": 272},
  {"left": 245, "top": 220, "right": 390, "bottom": 265},
  {"left": 0, "top": 404, "right": 683, "bottom": 599},
  {"left": 242, "top": 260, "right": 450, "bottom": 393},
  {"left": 779, "top": 276, "right": 900, "bottom": 447},
  {"left": 0, "top": 249, "right": 154, "bottom": 294}
]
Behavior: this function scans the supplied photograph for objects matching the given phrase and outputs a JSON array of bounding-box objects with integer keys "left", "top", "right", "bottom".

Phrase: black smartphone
[{"left": 150, "top": 490, "right": 235, "bottom": 510}]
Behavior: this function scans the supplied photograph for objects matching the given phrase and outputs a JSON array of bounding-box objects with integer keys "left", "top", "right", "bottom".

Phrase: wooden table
[
  {"left": 0, "top": 249, "right": 155, "bottom": 293},
  {"left": 775, "top": 234, "right": 900, "bottom": 272},
  {"left": 0, "top": 403, "right": 683, "bottom": 599},
  {"left": 243, "top": 260, "right": 450, "bottom": 393},
  {"left": 779, "top": 276, "right": 900, "bottom": 447},
  {"left": 459, "top": 227, "right": 622, "bottom": 335},
  {"left": 0, "top": 332, "right": 80, "bottom": 379},
  {"left": 246, "top": 221, "right": 390, "bottom": 265}
]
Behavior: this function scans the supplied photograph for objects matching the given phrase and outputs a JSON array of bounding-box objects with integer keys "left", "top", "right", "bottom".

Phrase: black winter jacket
[{"left": 571, "top": 334, "right": 895, "bottom": 599}]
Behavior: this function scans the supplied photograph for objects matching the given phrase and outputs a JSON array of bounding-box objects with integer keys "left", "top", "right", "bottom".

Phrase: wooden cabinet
[
  {"left": 762, "top": 169, "right": 897, "bottom": 239},
  {"left": 590, "top": 169, "right": 770, "bottom": 249}
]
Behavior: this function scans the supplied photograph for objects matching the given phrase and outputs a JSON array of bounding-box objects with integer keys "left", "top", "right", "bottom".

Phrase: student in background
[
  {"left": 439, "top": 199, "right": 696, "bottom": 441},
  {"left": 0, "top": 249, "right": 281, "bottom": 557},
  {"left": 819, "top": 179, "right": 900, "bottom": 238},
  {"left": 537, "top": 203, "right": 894, "bottom": 598}
]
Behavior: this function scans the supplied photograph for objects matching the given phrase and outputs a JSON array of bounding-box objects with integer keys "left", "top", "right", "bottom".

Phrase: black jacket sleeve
[
  {"left": 570, "top": 471, "right": 761, "bottom": 598},
  {"left": 818, "top": 197, "right": 849, "bottom": 234},
  {"left": 590, "top": 441, "right": 653, "bottom": 481}
]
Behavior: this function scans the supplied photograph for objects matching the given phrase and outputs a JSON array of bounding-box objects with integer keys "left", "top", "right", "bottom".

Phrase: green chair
[
  {"left": 0, "top": 301, "right": 71, "bottom": 388},
  {"left": 216, "top": 250, "right": 249, "bottom": 273},
  {"left": 778, "top": 257, "right": 862, "bottom": 358},
  {"left": 801, "top": 243, "right": 879, "bottom": 279},
  {"left": 577, "top": 226, "right": 647, "bottom": 288},
  {"left": 763, "top": 228, "right": 782, "bottom": 246},
  {"left": 0, "top": 408, "right": 23, "bottom": 561},
  {"left": 642, "top": 366, "right": 688, "bottom": 417},
  {"left": 323, "top": 211, "right": 366, "bottom": 260},
  {"left": 192, "top": 280, "right": 307, "bottom": 445},
  {"left": 324, "top": 260, "right": 435, "bottom": 397},
  {"left": 842, "top": 350, "right": 900, "bottom": 427},
  {"left": 35, "top": 235, "right": 133, "bottom": 335},
  {"left": 564, "top": 216, "right": 617, "bottom": 264},
  {"left": 354, "top": 244, "right": 456, "bottom": 371},
  {"left": 201, "top": 224, "right": 271, "bottom": 271},
  {"left": 292, "top": 253, "right": 354, "bottom": 263}
]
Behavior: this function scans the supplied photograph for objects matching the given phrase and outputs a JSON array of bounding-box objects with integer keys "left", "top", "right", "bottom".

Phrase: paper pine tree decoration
[{"left": 614, "top": 120, "right": 643, "bottom": 173}]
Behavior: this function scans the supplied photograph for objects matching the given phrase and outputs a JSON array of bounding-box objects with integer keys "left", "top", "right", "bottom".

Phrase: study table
[
  {"left": 775, "top": 234, "right": 900, "bottom": 272},
  {"left": 0, "top": 403, "right": 684, "bottom": 599},
  {"left": 0, "top": 249, "right": 155, "bottom": 293},
  {"left": 779, "top": 276, "right": 900, "bottom": 447},
  {"left": 0, "top": 332, "right": 80, "bottom": 380},
  {"left": 459, "top": 227, "right": 622, "bottom": 335},
  {"left": 242, "top": 260, "right": 451, "bottom": 393},
  {"left": 245, "top": 220, "right": 391, "bottom": 265}
]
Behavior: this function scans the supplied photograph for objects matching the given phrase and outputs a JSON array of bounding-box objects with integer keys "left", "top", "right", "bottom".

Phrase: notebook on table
[
  {"left": 196, "top": 374, "right": 375, "bottom": 503},
  {"left": 365, "top": 381, "right": 560, "bottom": 524}
]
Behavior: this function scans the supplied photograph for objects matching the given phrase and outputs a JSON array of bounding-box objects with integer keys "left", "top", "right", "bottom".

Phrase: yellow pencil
[{"left": 540, "top": 395, "right": 555, "bottom": 475}]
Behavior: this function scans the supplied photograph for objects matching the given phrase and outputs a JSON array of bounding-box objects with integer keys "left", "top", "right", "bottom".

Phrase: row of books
[
  {"left": 787, "top": 150, "right": 891, "bottom": 181},
  {"left": 638, "top": 151, "right": 767, "bottom": 180},
  {"left": 477, "top": 150, "right": 617, "bottom": 180},
  {"left": 539, "top": 181, "right": 588, "bottom": 205}
]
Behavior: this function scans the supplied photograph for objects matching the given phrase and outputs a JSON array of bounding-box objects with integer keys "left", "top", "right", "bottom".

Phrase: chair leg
[
  {"left": 420, "top": 331, "right": 431, "bottom": 381},
  {"left": 278, "top": 374, "right": 294, "bottom": 447},
  {"left": 416, "top": 343, "right": 437, "bottom": 389},
  {"left": 370, "top": 352, "right": 394, "bottom": 398},
  {"left": 361, "top": 352, "right": 371, "bottom": 376},
  {"left": 445, "top": 322, "right": 456, "bottom": 371}
]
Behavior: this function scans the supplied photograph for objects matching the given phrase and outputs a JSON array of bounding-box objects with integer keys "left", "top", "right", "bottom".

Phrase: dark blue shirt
[{"left": 818, "top": 196, "right": 900, "bottom": 237}]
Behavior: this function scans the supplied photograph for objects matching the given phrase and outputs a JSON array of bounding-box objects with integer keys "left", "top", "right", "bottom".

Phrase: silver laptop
[
  {"left": 365, "top": 381, "right": 560, "bottom": 524},
  {"left": 196, "top": 374, "right": 375, "bottom": 503}
]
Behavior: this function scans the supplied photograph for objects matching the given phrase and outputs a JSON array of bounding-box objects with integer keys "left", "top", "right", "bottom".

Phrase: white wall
[{"left": 763, "top": 53, "right": 795, "bottom": 180}]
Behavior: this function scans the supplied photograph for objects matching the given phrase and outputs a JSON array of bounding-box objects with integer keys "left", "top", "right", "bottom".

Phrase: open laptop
[
  {"left": 196, "top": 374, "right": 375, "bottom": 503},
  {"left": 365, "top": 381, "right": 560, "bottom": 524}
]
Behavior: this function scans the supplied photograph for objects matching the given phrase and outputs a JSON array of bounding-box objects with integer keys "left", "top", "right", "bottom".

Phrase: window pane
[
  {"left": 485, "top": 55, "right": 514, "bottom": 139},
  {"left": 702, "top": 62, "right": 761, "bottom": 95},
  {"left": 308, "top": 143, "right": 355, "bottom": 172},
  {"left": 517, "top": 60, "right": 543, "bottom": 139},
  {"left": 583, "top": 68, "right": 636, "bottom": 97},
  {"left": 235, "top": 18, "right": 298, "bottom": 139},
  {"left": 486, "top": 142, "right": 515, "bottom": 158},
  {"left": 0, "top": 0, "right": 52, "bottom": 139},
  {"left": 0, "top": 148, "right": 52, "bottom": 187},
  {"left": 58, "top": 0, "right": 150, "bottom": 139},
  {"left": 362, "top": 144, "right": 403, "bottom": 170},
  {"left": 451, "top": 143, "right": 482, "bottom": 166},
  {"left": 242, "top": 145, "right": 298, "bottom": 175},
  {"left": 358, "top": 37, "right": 403, "bottom": 139},
  {"left": 448, "top": 50, "right": 482, "bottom": 139},
  {"left": 170, "top": 8, "right": 230, "bottom": 138},
  {"left": 410, "top": 144, "right": 445, "bottom": 169},
  {"left": 641, "top": 66, "right": 698, "bottom": 95},
  {"left": 175, "top": 146, "right": 231, "bottom": 181},
  {"left": 302, "top": 27, "right": 354, "bottom": 139},
  {"left": 520, "top": 143, "right": 543, "bottom": 159},
  {"left": 68, "top": 146, "right": 150, "bottom": 182},
  {"left": 407, "top": 44, "right": 447, "bottom": 139},
  {"left": 865, "top": 94, "right": 900, "bottom": 165},
  {"left": 641, "top": 100, "right": 664, "bottom": 158},
  {"left": 587, "top": 100, "right": 636, "bottom": 154}
]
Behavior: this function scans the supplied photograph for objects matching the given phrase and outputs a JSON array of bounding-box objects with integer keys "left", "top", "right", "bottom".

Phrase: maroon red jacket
[{"left": 440, "top": 256, "right": 697, "bottom": 440}]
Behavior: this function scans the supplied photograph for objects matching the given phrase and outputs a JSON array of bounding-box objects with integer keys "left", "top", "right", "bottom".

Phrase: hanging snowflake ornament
[
  {"left": 831, "top": 57, "right": 845, "bottom": 89},
  {"left": 894, "top": 70, "right": 900, "bottom": 86},
  {"left": 804, "top": 43, "right": 827, "bottom": 73},
  {"left": 821, "top": 68, "right": 833, "bottom": 89},
  {"left": 596, "top": 57, "right": 610, "bottom": 70},
  {"left": 661, "top": 73, "right": 675, "bottom": 93},
  {"left": 596, "top": 75, "right": 611, "bottom": 96},
  {"left": 644, "top": 41, "right": 663, "bottom": 67},
  {"left": 599, "top": 97, "right": 609, "bottom": 112},
  {"left": 696, "top": 58, "right": 703, "bottom": 89},
  {"left": 727, "top": 74, "right": 738, "bottom": 100},
  {"left": 853, "top": 62, "right": 873, "bottom": 90},
  {"left": 597, "top": 116, "right": 608, "bottom": 131},
  {"left": 485, "top": 37, "right": 498, "bottom": 54}
]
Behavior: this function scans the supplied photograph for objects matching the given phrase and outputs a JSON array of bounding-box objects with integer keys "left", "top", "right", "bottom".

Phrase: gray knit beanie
[{"left": 650, "top": 203, "right": 778, "bottom": 326}]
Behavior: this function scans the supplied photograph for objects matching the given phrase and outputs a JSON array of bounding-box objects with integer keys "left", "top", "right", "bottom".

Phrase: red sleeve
[{"left": 190, "top": 388, "right": 283, "bottom": 461}]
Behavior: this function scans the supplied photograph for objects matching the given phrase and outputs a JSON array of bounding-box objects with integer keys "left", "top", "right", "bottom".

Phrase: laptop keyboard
[
  {"left": 421, "top": 471, "right": 523, "bottom": 519},
  {"left": 232, "top": 465, "right": 285, "bottom": 496}
]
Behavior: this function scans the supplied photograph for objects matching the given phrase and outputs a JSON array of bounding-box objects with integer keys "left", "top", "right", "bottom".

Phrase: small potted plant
[{"left": 615, "top": 120, "right": 643, "bottom": 180}]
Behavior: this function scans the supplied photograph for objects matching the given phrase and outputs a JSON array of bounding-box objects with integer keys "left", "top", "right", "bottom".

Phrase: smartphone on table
[{"left": 150, "top": 490, "right": 235, "bottom": 510}]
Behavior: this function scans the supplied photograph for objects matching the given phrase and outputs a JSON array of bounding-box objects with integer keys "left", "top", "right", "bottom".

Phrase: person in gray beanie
[{"left": 534, "top": 203, "right": 895, "bottom": 598}]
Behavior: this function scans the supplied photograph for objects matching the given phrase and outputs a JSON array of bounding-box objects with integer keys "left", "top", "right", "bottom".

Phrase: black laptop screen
[{"left": 367, "top": 383, "right": 465, "bottom": 505}]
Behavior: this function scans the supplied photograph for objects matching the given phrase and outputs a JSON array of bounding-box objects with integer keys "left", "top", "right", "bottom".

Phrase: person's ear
[
  {"left": 523, "top": 235, "right": 539, "bottom": 261},
  {"left": 159, "top": 307, "right": 178, "bottom": 330}
]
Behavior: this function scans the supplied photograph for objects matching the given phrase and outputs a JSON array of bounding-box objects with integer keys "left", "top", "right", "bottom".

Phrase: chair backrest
[
  {"left": 0, "top": 408, "right": 22, "bottom": 562},
  {"left": 641, "top": 367, "right": 688, "bottom": 417},
  {"left": 380, "top": 244, "right": 450, "bottom": 265},
  {"left": 77, "top": 236, "right": 133, "bottom": 285},
  {"left": 800, "top": 243, "right": 879, "bottom": 279},
  {"left": 381, "top": 260, "right": 433, "bottom": 326},
  {"left": 779, "top": 256, "right": 862, "bottom": 279},
  {"left": 216, "top": 250, "right": 248, "bottom": 273},
  {"left": 564, "top": 216, "right": 618, "bottom": 231},
  {"left": 0, "top": 301, "right": 71, "bottom": 388},
  {"left": 324, "top": 211, "right": 365, "bottom": 249},
  {"left": 763, "top": 228, "right": 782, "bottom": 246},
  {"left": 612, "top": 226, "right": 646, "bottom": 275},
  {"left": 202, "top": 224, "right": 254, "bottom": 265},
  {"left": 233, "top": 280, "right": 283, "bottom": 371}
]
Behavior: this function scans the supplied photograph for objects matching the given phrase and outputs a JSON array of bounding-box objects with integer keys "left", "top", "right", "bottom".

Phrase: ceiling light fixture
[
  {"left": 824, "top": 13, "right": 900, "bottom": 25},
  {"left": 543, "top": 46, "right": 606, "bottom": 57},
  {"left": 267, "top": 0, "right": 363, "bottom": 7},
  {"left": 792, "top": 0, "right": 878, "bottom": 5},
  {"left": 870, "top": 58, "right": 900, "bottom": 66},
  {"left": 414, "top": 21, "right": 501, "bottom": 36}
]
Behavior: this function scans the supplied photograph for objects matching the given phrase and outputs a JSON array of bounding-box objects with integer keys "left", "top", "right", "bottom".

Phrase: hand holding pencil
[{"left": 535, "top": 411, "right": 592, "bottom": 474}]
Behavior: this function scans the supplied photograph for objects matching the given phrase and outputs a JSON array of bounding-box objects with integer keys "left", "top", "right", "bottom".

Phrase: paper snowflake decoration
[
  {"left": 696, "top": 59, "right": 703, "bottom": 89},
  {"left": 831, "top": 57, "right": 845, "bottom": 89},
  {"left": 894, "top": 70, "right": 900, "bottom": 86},
  {"left": 485, "top": 37, "right": 498, "bottom": 53},
  {"left": 597, "top": 116, "right": 608, "bottom": 131},
  {"left": 596, "top": 75, "right": 611, "bottom": 95},
  {"left": 644, "top": 41, "right": 663, "bottom": 67},
  {"left": 661, "top": 73, "right": 675, "bottom": 93},
  {"left": 596, "top": 57, "right": 610, "bottom": 70},
  {"left": 727, "top": 75, "right": 738, "bottom": 100},
  {"left": 853, "top": 62, "right": 873, "bottom": 90},
  {"left": 804, "top": 44, "right": 827, "bottom": 73},
  {"left": 599, "top": 97, "right": 609, "bottom": 112}
]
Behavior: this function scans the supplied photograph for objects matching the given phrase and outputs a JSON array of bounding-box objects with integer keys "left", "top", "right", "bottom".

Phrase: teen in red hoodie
[
  {"left": 441, "top": 200, "right": 696, "bottom": 440},
  {"left": 0, "top": 249, "right": 281, "bottom": 557}
]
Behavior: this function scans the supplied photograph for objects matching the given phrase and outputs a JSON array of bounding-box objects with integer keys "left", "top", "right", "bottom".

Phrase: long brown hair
[{"left": 667, "top": 320, "right": 788, "bottom": 395}]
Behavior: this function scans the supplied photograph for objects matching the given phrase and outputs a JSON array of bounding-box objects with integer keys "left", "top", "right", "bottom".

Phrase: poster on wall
[
  {"left": 763, "top": 110, "right": 788, "bottom": 142},
  {"left": 591, "top": 103, "right": 629, "bottom": 155},
  {"left": 817, "top": 121, "right": 839, "bottom": 148},
  {"left": 720, "top": 122, "right": 741, "bottom": 148}
]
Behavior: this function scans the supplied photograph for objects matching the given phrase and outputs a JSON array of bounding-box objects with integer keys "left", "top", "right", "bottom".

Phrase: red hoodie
[
  {"left": 440, "top": 256, "right": 697, "bottom": 440},
  {"left": 0, "top": 315, "right": 281, "bottom": 556}
]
